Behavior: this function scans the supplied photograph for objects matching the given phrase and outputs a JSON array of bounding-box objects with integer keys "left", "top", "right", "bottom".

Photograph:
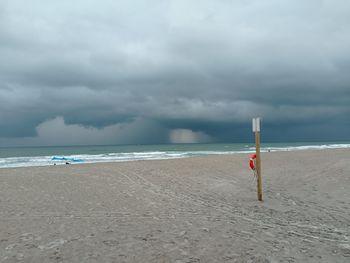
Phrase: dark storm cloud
[{"left": 1, "top": 0, "right": 350, "bottom": 146}]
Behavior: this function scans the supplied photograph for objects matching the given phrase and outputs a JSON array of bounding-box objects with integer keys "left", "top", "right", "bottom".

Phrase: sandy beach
[{"left": 0, "top": 149, "right": 349, "bottom": 262}]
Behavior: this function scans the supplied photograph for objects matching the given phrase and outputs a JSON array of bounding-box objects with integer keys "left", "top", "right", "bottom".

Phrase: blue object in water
[{"left": 51, "top": 156, "right": 84, "bottom": 163}]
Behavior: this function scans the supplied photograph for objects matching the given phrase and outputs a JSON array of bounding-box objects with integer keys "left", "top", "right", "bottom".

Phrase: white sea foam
[
  {"left": 0, "top": 143, "right": 349, "bottom": 168},
  {"left": 261, "top": 143, "right": 350, "bottom": 152}
]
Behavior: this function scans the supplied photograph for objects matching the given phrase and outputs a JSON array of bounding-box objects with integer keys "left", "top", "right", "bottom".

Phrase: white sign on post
[{"left": 252, "top": 118, "right": 261, "bottom": 132}]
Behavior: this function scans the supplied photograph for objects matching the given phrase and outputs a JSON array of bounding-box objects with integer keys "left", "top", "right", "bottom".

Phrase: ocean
[{"left": 0, "top": 142, "right": 349, "bottom": 168}]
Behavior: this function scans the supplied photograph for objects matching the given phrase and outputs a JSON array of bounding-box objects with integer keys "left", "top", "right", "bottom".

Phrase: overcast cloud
[{"left": 1, "top": 0, "right": 350, "bottom": 146}]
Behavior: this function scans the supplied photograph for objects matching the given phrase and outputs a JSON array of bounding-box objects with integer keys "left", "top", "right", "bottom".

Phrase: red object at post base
[{"left": 249, "top": 154, "right": 256, "bottom": 170}]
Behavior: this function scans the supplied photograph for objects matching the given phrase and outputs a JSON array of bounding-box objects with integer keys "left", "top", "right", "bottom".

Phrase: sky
[{"left": 0, "top": 0, "right": 350, "bottom": 146}]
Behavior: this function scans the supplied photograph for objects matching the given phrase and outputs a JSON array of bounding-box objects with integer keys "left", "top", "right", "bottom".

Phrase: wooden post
[
  {"left": 252, "top": 118, "right": 263, "bottom": 201},
  {"left": 255, "top": 131, "right": 263, "bottom": 201}
]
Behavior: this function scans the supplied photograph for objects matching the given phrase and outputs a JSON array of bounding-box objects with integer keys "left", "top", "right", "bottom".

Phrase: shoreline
[{"left": 1, "top": 147, "right": 350, "bottom": 170}]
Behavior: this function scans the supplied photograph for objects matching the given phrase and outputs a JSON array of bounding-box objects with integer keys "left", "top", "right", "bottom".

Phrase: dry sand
[{"left": 0, "top": 149, "right": 349, "bottom": 262}]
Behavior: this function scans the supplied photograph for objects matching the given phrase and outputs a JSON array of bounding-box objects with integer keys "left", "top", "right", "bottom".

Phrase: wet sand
[{"left": 0, "top": 149, "right": 349, "bottom": 262}]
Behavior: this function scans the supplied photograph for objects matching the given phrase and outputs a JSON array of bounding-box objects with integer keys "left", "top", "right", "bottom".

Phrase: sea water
[{"left": 0, "top": 142, "right": 349, "bottom": 168}]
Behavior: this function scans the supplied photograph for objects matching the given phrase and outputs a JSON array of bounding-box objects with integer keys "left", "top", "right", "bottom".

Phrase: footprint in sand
[{"left": 38, "top": 239, "right": 67, "bottom": 250}]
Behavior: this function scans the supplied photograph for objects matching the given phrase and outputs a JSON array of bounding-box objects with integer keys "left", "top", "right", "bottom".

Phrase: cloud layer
[{"left": 1, "top": 0, "right": 350, "bottom": 146}]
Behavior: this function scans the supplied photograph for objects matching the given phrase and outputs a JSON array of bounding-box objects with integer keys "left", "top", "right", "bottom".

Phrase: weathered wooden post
[{"left": 252, "top": 117, "right": 263, "bottom": 201}]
